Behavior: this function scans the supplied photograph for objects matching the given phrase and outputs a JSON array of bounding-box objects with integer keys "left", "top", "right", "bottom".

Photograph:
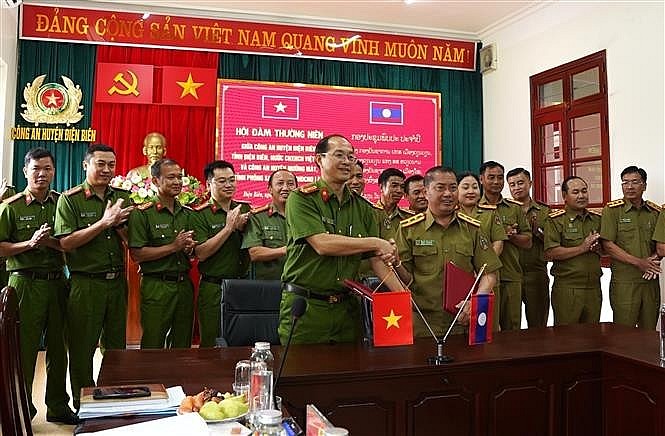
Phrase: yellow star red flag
[
  {"left": 373, "top": 291, "right": 413, "bottom": 347},
  {"left": 161, "top": 66, "right": 217, "bottom": 107},
  {"left": 382, "top": 309, "right": 402, "bottom": 329}
]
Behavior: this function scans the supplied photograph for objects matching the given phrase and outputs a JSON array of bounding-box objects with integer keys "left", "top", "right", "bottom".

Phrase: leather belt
[
  {"left": 282, "top": 282, "right": 347, "bottom": 304},
  {"left": 71, "top": 271, "right": 121, "bottom": 280},
  {"left": 142, "top": 272, "right": 189, "bottom": 283},
  {"left": 12, "top": 270, "right": 63, "bottom": 280},
  {"left": 201, "top": 274, "right": 225, "bottom": 285}
]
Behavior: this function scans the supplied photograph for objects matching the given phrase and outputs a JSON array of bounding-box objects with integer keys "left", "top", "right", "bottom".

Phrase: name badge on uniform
[
  {"left": 211, "top": 223, "right": 223, "bottom": 230},
  {"left": 619, "top": 218, "right": 631, "bottom": 223},
  {"left": 415, "top": 239, "right": 434, "bottom": 246},
  {"left": 154, "top": 223, "right": 169, "bottom": 229},
  {"left": 80, "top": 211, "right": 96, "bottom": 218},
  {"left": 263, "top": 225, "right": 279, "bottom": 231},
  {"left": 322, "top": 216, "right": 335, "bottom": 226},
  {"left": 19, "top": 215, "right": 36, "bottom": 221}
]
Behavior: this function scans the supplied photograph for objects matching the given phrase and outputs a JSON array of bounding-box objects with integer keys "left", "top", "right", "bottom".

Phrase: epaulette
[
  {"left": 398, "top": 207, "right": 415, "bottom": 216},
  {"left": 63, "top": 185, "right": 83, "bottom": 196},
  {"left": 182, "top": 204, "right": 193, "bottom": 211},
  {"left": 193, "top": 202, "right": 210, "bottom": 211},
  {"left": 251, "top": 204, "right": 270, "bottom": 214},
  {"left": 299, "top": 183, "right": 319, "bottom": 194},
  {"left": 400, "top": 213, "right": 425, "bottom": 228},
  {"left": 535, "top": 200, "right": 549, "bottom": 208},
  {"left": 355, "top": 193, "right": 380, "bottom": 209},
  {"left": 505, "top": 198, "right": 523, "bottom": 206},
  {"left": 478, "top": 203, "right": 497, "bottom": 210},
  {"left": 137, "top": 201, "right": 153, "bottom": 211},
  {"left": 588, "top": 209, "right": 602, "bottom": 217},
  {"left": 548, "top": 209, "right": 565, "bottom": 218},
  {"left": 645, "top": 200, "right": 662, "bottom": 212},
  {"left": 2, "top": 192, "right": 24, "bottom": 204},
  {"left": 607, "top": 199, "right": 624, "bottom": 208},
  {"left": 111, "top": 185, "right": 130, "bottom": 192},
  {"left": 457, "top": 212, "right": 481, "bottom": 227}
]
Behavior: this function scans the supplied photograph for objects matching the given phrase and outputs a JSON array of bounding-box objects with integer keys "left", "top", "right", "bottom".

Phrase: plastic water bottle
[
  {"left": 254, "top": 409, "right": 284, "bottom": 435},
  {"left": 249, "top": 342, "right": 275, "bottom": 427}
]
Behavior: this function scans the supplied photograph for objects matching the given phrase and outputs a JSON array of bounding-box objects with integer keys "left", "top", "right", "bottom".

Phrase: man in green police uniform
[
  {"left": 280, "top": 134, "right": 403, "bottom": 345},
  {"left": 0, "top": 178, "right": 17, "bottom": 287},
  {"left": 394, "top": 166, "right": 501, "bottom": 337},
  {"left": 0, "top": 148, "right": 76, "bottom": 423},
  {"left": 404, "top": 174, "right": 428, "bottom": 214},
  {"left": 507, "top": 167, "right": 551, "bottom": 328},
  {"left": 129, "top": 159, "right": 196, "bottom": 349},
  {"left": 55, "top": 144, "right": 133, "bottom": 411},
  {"left": 479, "top": 161, "right": 532, "bottom": 331},
  {"left": 544, "top": 176, "right": 603, "bottom": 325},
  {"left": 242, "top": 169, "right": 297, "bottom": 280},
  {"left": 655, "top": 208, "right": 665, "bottom": 257},
  {"left": 192, "top": 160, "right": 251, "bottom": 347},
  {"left": 375, "top": 168, "right": 413, "bottom": 241},
  {"left": 600, "top": 166, "right": 661, "bottom": 329}
]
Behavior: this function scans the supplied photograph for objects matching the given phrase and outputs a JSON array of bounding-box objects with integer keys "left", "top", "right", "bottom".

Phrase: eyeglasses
[
  {"left": 320, "top": 152, "right": 357, "bottom": 163},
  {"left": 621, "top": 180, "right": 644, "bottom": 187}
]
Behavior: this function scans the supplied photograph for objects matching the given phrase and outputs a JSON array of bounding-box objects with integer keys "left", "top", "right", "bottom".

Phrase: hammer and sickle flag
[
  {"left": 161, "top": 66, "right": 217, "bottom": 107},
  {"left": 372, "top": 291, "right": 413, "bottom": 347},
  {"left": 95, "top": 63, "right": 154, "bottom": 104}
]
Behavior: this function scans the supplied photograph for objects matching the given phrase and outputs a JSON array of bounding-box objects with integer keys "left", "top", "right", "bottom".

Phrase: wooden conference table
[{"left": 79, "top": 323, "right": 664, "bottom": 436}]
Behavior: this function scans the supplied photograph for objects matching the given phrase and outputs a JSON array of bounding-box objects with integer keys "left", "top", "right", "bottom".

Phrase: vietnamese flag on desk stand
[
  {"left": 469, "top": 292, "right": 495, "bottom": 345},
  {"left": 372, "top": 291, "right": 413, "bottom": 347},
  {"left": 161, "top": 66, "right": 217, "bottom": 107}
]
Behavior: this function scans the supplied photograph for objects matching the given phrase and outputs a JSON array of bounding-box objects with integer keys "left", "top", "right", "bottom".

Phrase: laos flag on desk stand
[
  {"left": 469, "top": 292, "right": 495, "bottom": 345},
  {"left": 372, "top": 291, "right": 413, "bottom": 347}
]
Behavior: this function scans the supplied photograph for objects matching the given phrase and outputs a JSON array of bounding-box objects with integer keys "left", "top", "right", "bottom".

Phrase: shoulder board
[
  {"left": 137, "top": 201, "right": 154, "bottom": 211},
  {"left": 251, "top": 204, "right": 270, "bottom": 214},
  {"left": 2, "top": 192, "right": 24, "bottom": 204},
  {"left": 588, "top": 209, "right": 602, "bottom": 217},
  {"left": 607, "top": 199, "right": 624, "bottom": 208},
  {"left": 182, "top": 204, "right": 193, "bottom": 211},
  {"left": 645, "top": 200, "right": 662, "bottom": 212},
  {"left": 400, "top": 213, "right": 425, "bottom": 228},
  {"left": 457, "top": 212, "right": 481, "bottom": 227},
  {"left": 355, "top": 193, "right": 380, "bottom": 209},
  {"left": 548, "top": 209, "right": 566, "bottom": 218},
  {"left": 535, "top": 200, "right": 549, "bottom": 208},
  {"left": 478, "top": 203, "right": 497, "bottom": 210},
  {"left": 63, "top": 185, "right": 83, "bottom": 196},
  {"left": 505, "top": 198, "right": 523, "bottom": 206},
  {"left": 235, "top": 200, "right": 251, "bottom": 205},
  {"left": 398, "top": 207, "right": 415, "bottom": 216},
  {"left": 193, "top": 202, "right": 210, "bottom": 211},
  {"left": 51, "top": 190, "right": 61, "bottom": 197},
  {"left": 111, "top": 185, "right": 130, "bottom": 192},
  {"left": 299, "top": 183, "right": 319, "bottom": 195}
]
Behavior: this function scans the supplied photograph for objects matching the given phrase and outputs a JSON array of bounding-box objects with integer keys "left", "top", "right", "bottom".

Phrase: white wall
[
  {"left": 481, "top": 2, "right": 664, "bottom": 203},
  {"left": 0, "top": 5, "right": 19, "bottom": 183}
]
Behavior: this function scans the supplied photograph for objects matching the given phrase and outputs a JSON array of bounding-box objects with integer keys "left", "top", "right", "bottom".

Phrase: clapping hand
[
  {"left": 28, "top": 223, "right": 51, "bottom": 249},
  {"left": 102, "top": 198, "right": 134, "bottom": 228}
]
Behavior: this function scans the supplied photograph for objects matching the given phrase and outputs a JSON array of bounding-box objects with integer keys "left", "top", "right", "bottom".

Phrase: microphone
[{"left": 273, "top": 297, "right": 307, "bottom": 405}]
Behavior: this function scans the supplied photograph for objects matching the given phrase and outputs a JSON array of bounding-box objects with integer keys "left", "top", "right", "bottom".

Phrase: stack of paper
[{"left": 78, "top": 386, "right": 186, "bottom": 419}]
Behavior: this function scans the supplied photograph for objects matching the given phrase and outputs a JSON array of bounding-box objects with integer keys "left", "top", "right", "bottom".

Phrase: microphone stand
[{"left": 273, "top": 315, "right": 297, "bottom": 408}]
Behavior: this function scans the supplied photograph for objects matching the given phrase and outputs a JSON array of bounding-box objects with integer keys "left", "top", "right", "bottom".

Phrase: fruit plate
[{"left": 200, "top": 411, "right": 248, "bottom": 423}]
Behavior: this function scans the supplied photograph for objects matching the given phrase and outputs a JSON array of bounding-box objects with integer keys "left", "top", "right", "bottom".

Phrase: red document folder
[{"left": 443, "top": 262, "right": 476, "bottom": 315}]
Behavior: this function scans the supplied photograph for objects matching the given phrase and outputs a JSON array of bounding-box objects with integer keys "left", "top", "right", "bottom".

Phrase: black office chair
[
  {"left": 216, "top": 279, "right": 282, "bottom": 347},
  {"left": 359, "top": 277, "right": 391, "bottom": 345},
  {"left": 0, "top": 286, "right": 33, "bottom": 436}
]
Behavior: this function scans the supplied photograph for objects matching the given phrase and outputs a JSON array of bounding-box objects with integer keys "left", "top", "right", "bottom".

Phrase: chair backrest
[
  {"left": 218, "top": 279, "right": 282, "bottom": 347},
  {"left": 0, "top": 286, "right": 33, "bottom": 436}
]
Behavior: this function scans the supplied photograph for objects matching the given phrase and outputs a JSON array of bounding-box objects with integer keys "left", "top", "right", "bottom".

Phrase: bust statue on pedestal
[{"left": 127, "top": 132, "right": 167, "bottom": 179}]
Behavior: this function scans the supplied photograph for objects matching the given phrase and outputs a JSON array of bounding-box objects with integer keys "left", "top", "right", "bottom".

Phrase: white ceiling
[{"left": 84, "top": 0, "right": 545, "bottom": 40}]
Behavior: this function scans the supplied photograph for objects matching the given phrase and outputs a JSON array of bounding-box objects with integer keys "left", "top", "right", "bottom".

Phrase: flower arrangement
[{"left": 110, "top": 172, "right": 208, "bottom": 206}]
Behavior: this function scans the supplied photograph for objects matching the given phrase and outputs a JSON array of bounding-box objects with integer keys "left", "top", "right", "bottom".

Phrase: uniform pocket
[{"left": 413, "top": 244, "right": 439, "bottom": 274}]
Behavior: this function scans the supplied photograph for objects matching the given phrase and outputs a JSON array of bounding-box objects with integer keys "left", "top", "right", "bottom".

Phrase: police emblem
[{"left": 20, "top": 74, "right": 83, "bottom": 126}]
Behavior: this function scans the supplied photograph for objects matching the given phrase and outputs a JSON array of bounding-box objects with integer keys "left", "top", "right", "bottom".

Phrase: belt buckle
[
  {"left": 328, "top": 295, "right": 339, "bottom": 304},
  {"left": 105, "top": 272, "right": 116, "bottom": 280}
]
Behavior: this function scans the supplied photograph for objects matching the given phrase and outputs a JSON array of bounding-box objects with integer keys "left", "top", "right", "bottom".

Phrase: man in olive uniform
[
  {"left": 280, "top": 134, "right": 403, "bottom": 345},
  {"left": 129, "top": 159, "right": 196, "bottom": 349},
  {"left": 394, "top": 166, "right": 501, "bottom": 337},
  {"left": 654, "top": 208, "right": 665, "bottom": 257},
  {"left": 242, "top": 169, "right": 297, "bottom": 280},
  {"left": 192, "top": 160, "right": 251, "bottom": 347},
  {"left": 479, "top": 161, "right": 532, "bottom": 331},
  {"left": 404, "top": 174, "right": 428, "bottom": 214},
  {"left": 507, "top": 167, "right": 551, "bottom": 328},
  {"left": 55, "top": 144, "right": 133, "bottom": 410},
  {"left": 544, "top": 176, "right": 603, "bottom": 325},
  {"left": 600, "top": 166, "right": 661, "bottom": 329},
  {"left": 0, "top": 148, "right": 76, "bottom": 423},
  {"left": 375, "top": 168, "right": 412, "bottom": 241},
  {"left": 0, "top": 178, "right": 17, "bottom": 287},
  {"left": 346, "top": 160, "right": 366, "bottom": 195}
]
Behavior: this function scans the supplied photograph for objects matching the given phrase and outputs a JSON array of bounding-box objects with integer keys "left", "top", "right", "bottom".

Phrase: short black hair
[
  {"left": 378, "top": 168, "right": 405, "bottom": 187},
  {"left": 424, "top": 166, "right": 457, "bottom": 187},
  {"left": 151, "top": 158, "right": 180, "bottom": 178},
  {"left": 620, "top": 166, "right": 647, "bottom": 183},
  {"left": 315, "top": 134, "right": 350, "bottom": 155},
  {"left": 355, "top": 160, "right": 364, "bottom": 170},
  {"left": 203, "top": 160, "right": 234, "bottom": 182},
  {"left": 24, "top": 147, "right": 54, "bottom": 167},
  {"left": 479, "top": 160, "right": 504, "bottom": 175},
  {"left": 456, "top": 171, "right": 480, "bottom": 184},
  {"left": 506, "top": 167, "right": 531, "bottom": 180},
  {"left": 268, "top": 169, "right": 297, "bottom": 187},
  {"left": 561, "top": 176, "right": 587, "bottom": 194},
  {"left": 404, "top": 174, "right": 424, "bottom": 193},
  {"left": 84, "top": 144, "right": 115, "bottom": 163}
]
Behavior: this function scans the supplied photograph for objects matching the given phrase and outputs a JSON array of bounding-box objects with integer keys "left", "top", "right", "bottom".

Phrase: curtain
[
  {"left": 91, "top": 46, "right": 219, "bottom": 180},
  {"left": 13, "top": 40, "right": 97, "bottom": 192},
  {"left": 218, "top": 53, "right": 483, "bottom": 172}
]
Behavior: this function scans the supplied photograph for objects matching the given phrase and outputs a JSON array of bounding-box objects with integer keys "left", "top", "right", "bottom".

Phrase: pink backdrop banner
[{"left": 216, "top": 79, "right": 441, "bottom": 205}]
